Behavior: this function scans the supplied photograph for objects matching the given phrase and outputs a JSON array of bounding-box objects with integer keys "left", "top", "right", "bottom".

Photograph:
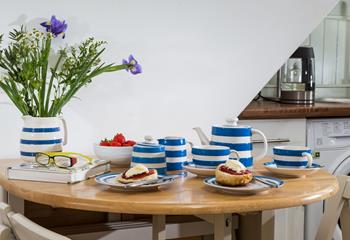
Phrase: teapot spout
[{"left": 193, "top": 127, "right": 210, "bottom": 145}]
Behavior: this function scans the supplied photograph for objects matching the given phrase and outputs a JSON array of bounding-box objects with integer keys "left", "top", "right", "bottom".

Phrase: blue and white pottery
[
  {"left": 273, "top": 146, "right": 313, "bottom": 168},
  {"left": 192, "top": 145, "right": 240, "bottom": 169},
  {"left": 264, "top": 161, "right": 323, "bottom": 177},
  {"left": 193, "top": 117, "right": 268, "bottom": 168},
  {"left": 158, "top": 136, "right": 189, "bottom": 174},
  {"left": 20, "top": 116, "right": 67, "bottom": 162},
  {"left": 131, "top": 136, "right": 166, "bottom": 175}
]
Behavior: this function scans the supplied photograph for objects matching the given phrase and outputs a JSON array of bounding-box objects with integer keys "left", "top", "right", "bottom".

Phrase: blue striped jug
[
  {"left": 131, "top": 136, "right": 166, "bottom": 175},
  {"left": 193, "top": 117, "right": 268, "bottom": 168},
  {"left": 20, "top": 116, "right": 67, "bottom": 162},
  {"left": 158, "top": 137, "right": 190, "bottom": 175}
]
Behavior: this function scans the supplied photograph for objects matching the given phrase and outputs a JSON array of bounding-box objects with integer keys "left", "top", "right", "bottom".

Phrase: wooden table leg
[
  {"left": 213, "top": 213, "right": 232, "bottom": 240},
  {"left": 152, "top": 215, "right": 166, "bottom": 240},
  {"left": 238, "top": 211, "right": 274, "bottom": 240}
]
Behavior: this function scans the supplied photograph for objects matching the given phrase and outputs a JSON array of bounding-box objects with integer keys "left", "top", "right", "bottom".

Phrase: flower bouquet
[{"left": 0, "top": 15, "right": 141, "bottom": 161}]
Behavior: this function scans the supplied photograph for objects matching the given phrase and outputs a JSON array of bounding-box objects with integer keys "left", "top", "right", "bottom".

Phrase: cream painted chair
[
  {"left": 316, "top": 175, "right": 350, "bottom": 240},
  {"left": 0, "top": 202, "right": 70, "bottom": 240}
]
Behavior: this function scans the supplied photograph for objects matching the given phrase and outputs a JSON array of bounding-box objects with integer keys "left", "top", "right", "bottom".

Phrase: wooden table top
[
  {"left": 239, "top": 99, "right": 350, "bottom": 119},
  {"left": 0, "top": 158, "right": 338, "bottom": 215}
]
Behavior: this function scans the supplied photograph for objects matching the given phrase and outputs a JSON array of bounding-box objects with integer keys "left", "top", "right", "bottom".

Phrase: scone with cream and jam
[
  {"left": 118, "top": 164, "right": 158, "bottom": 183},
  {"left": 215, "top": 160, "right": 252, "bottom": 186}
]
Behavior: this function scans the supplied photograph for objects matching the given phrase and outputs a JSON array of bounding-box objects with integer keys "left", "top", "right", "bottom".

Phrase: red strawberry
[
  {"left": 100, "top": 139, "right": 111, "bottom": 146},
  {"left": 110, "top": 141, "right": 122, "bottom": 147},
  {"left": 113, "top": 133, "right": 126, "bottom": 144},
  {"left": 125, "top": 140, "right": 136, "bottom": 146}
]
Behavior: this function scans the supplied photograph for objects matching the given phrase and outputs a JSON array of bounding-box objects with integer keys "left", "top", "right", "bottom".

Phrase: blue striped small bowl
[
  {"left": 273, "top": 146, "right": 313, "bottom": 168},
  {"left": 131, "top": 137, "right": 166, "bottom": 174},
  {"left": 192, "top": 145, "right": 231, "bottom": 169}
]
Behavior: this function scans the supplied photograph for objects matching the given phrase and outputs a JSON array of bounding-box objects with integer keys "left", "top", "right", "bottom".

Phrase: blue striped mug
[
  {"left": 192, "top": 145, "right": 240, "bottom": 169},
  {"left": 158, "top": 137, "right": 191, "bottom": 174},
  {"left": 131, "top": 136, "right": 166, "bottom": 175},
  {"left": 20, "top": 116, "right": 67, "bottom": 162},
  {"left": 273, "top": 146, "right": 313, "bottom": 168}
]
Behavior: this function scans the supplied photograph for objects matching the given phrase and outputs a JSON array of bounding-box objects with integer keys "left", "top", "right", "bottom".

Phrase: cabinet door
[
  {"left": 240, "top": 118, "right": 306, "bottom": 240},
  {"left": 240, "top": 118, "right": 307, "bottom": 156}
]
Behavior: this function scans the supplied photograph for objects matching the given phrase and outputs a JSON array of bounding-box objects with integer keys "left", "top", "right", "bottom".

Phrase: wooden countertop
[
  {"left": 0, "top": 158, "right": 338, "bottom": 215},
  {"left": 239, "top": 100, "right": 350, "bottom": 119}
]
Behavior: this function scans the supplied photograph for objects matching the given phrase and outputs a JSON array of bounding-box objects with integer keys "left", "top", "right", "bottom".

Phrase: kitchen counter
[{"left": 239, "top": 100, "right": 350, "bottom": 119}]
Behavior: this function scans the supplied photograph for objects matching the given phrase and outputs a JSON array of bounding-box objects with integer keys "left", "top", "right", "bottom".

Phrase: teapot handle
[
  {"left": 252, "top": 128, "right": 268, "bottom": 161},
  {"left": 59, "top": 116, "right": 68, "bottom": 146}
]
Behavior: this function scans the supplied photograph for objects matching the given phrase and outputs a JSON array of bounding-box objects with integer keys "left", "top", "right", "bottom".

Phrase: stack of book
[{"left": 7, "top": 159, "right": 110, "bottom": 184}]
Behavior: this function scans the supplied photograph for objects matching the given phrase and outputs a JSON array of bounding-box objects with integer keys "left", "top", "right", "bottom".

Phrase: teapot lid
[
  {"left": 214, "top": 117, "right": 250, "bottom": 129},
  {"left": 133, "top": 135, "right": 165, "bottom": 153}
]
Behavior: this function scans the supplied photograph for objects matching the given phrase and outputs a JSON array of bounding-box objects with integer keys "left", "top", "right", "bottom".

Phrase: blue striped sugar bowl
[
  {"left": 158, "top": 137, "right": 188, "bottom": 174},
  {"left": 273, "top": 146, "right": 313, "bottom": 168},
  {"left": 20, "top": 116, "right": 67, "bottom": 162},
  {"left": 131, "top": 136, "right": 166, "bottom": 174},
  {"left": 192, "top": 145, "right": 231, "bottom": 169}
]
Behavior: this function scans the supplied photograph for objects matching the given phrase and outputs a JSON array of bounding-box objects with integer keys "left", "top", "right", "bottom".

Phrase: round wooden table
[{"left": 0, "top": 158, "right": 338, "bottom": 240}]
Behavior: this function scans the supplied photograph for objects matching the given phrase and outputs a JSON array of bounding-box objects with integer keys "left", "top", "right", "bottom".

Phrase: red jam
[
  {"left": 121, "top": 169, "right": 156, "bottom": 180},
  {"left": 219, "top": 165, "right": 251, "bottom": 175}
]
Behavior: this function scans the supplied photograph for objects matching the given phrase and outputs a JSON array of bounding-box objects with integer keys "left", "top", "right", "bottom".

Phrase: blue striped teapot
[{"left": 193, "top": 117, "right": 268, "bottom": 168}]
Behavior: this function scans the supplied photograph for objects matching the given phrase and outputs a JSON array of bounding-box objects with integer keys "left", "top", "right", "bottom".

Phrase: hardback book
[{"left": 7, "top": 159, "right": 110, "bottom": 184}]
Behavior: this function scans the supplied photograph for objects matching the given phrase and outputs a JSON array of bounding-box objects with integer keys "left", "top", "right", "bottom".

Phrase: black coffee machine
[{"left": 277, "top": 46, "right": 315, "bottom": 105}]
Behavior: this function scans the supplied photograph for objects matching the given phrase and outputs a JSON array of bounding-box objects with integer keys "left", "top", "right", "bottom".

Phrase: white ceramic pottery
[
  {"left": 158, "top": 136, "right": 191, "bottom": 174},
  {"left": 193, "top": 117, "right": 268, "bottom": 168},
  {"left": 131, "top": 136, "right": 166, "bottom": 175},
  {"left": 273, "top": 146, "right": 313, "bottom": 168},
  {"left": 20, "top": 116, "right": 67, "bottom": 162}
]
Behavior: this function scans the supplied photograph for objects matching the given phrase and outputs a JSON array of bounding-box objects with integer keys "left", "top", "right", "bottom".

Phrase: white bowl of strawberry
[{"left": 94, "top": 133, "right": 136, "bottom": 166}]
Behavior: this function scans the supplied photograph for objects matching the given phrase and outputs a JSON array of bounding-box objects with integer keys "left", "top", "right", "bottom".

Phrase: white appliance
[{"left": 305, "top": 118, "right": 350, "bottom": 240}]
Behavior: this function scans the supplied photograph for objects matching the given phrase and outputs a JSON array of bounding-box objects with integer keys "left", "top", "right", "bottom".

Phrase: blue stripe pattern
[
  {"left": 193, "top": 159, "right": 226, "bottom": 167},
  {"left": 155, "top": 168, "right": 166, "bottom": 175},
  {"left": 20, "top": 151, "right": 37, "bottom": 157},
  {"left": 133, "top": 145, "right": 165, "bottom": 153},
  {"left": 22, "top": 127, "right": 60, "bottom": 133},
  {"left": 192, "top": 147, "right": 230, "bottom": 156},
  {"left": 273, "top": 148, "right": 312, "bottom": 157},
  {"left": 167, "top": 162, "right": 184, "bottom": 171},
  {"left": 158, "top": 138, "right": 186, "bottom": 146},
  {"left": 230, "top": 157, "right": 253, "bottom": 168},
  {"left": 212, "top": 127, "right": 252, "bottom": 137},
  {"left": 209, "top": 141, "right": 253, "bottom": 151},
  {"left": 132, "top": 157, "right": 165, "bottom": 164},
  {"left": 165, "top": 150, "right": 187, "bottom": 158},
  {"left": 274, "top": 160, "right": 308, "bottom": 167},
  {"left": 20, "top": 139, "right": 62, "bottom": 145}
]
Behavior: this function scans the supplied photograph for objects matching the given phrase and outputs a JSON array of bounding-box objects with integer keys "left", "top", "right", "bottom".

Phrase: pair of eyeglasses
[{"left": 35, "top": 152, "right": 93, "bottom": 168}]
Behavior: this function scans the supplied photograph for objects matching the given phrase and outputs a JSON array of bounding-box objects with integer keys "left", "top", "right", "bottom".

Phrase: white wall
[{"left": 0, "top": 0, "right": 338, "bottom": 157}]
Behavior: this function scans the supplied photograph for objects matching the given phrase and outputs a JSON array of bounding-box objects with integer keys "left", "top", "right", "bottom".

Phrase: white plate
[
  {"left": 95, "top": 173, "right": 175, "bottom": 192},
  {"left": 264, "top": 161, "right": 323, "bottom": 178},
  {"left": 204, "top": 176, "right": 284, "bottom": 195},
  {"left": 184, "top": 163, "right": 215, "bottom": 177}
]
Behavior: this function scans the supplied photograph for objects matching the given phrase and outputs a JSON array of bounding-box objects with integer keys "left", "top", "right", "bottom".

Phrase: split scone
[
  {"left": 215, "top": 160, "right": 252, "bottom": 186},
  {"left": 118, "top": 164, "right": 158, "bottom": 183}
]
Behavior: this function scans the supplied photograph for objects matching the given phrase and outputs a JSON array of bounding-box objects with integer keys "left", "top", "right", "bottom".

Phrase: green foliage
[{"left": 0, "top": 27, "right": 129, "bottom": 117}]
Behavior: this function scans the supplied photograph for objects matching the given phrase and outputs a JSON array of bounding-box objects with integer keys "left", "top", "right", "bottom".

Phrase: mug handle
[
  {"left": 185, "top": 141, "right": 194, "bottom": 164},
  {"left": 302, "top": 152, "right": 313, "bottom": 168},
  {"left": 229, "top": 149, "right": 240, "bottom": 161},
  {"left": 59, "top": 116, "right": 68, "bottom": 146},
  {"left": 252, "top": 128, "right": 268, "bottom": 161}
]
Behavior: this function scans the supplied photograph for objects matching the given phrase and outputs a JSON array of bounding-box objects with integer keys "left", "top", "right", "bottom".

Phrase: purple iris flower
[
  {"left": 123, "top": 55, "right": 142, "bottom": 75},
  {"left": 40, "top": 15, "right": 68, "bottom": 39}
]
